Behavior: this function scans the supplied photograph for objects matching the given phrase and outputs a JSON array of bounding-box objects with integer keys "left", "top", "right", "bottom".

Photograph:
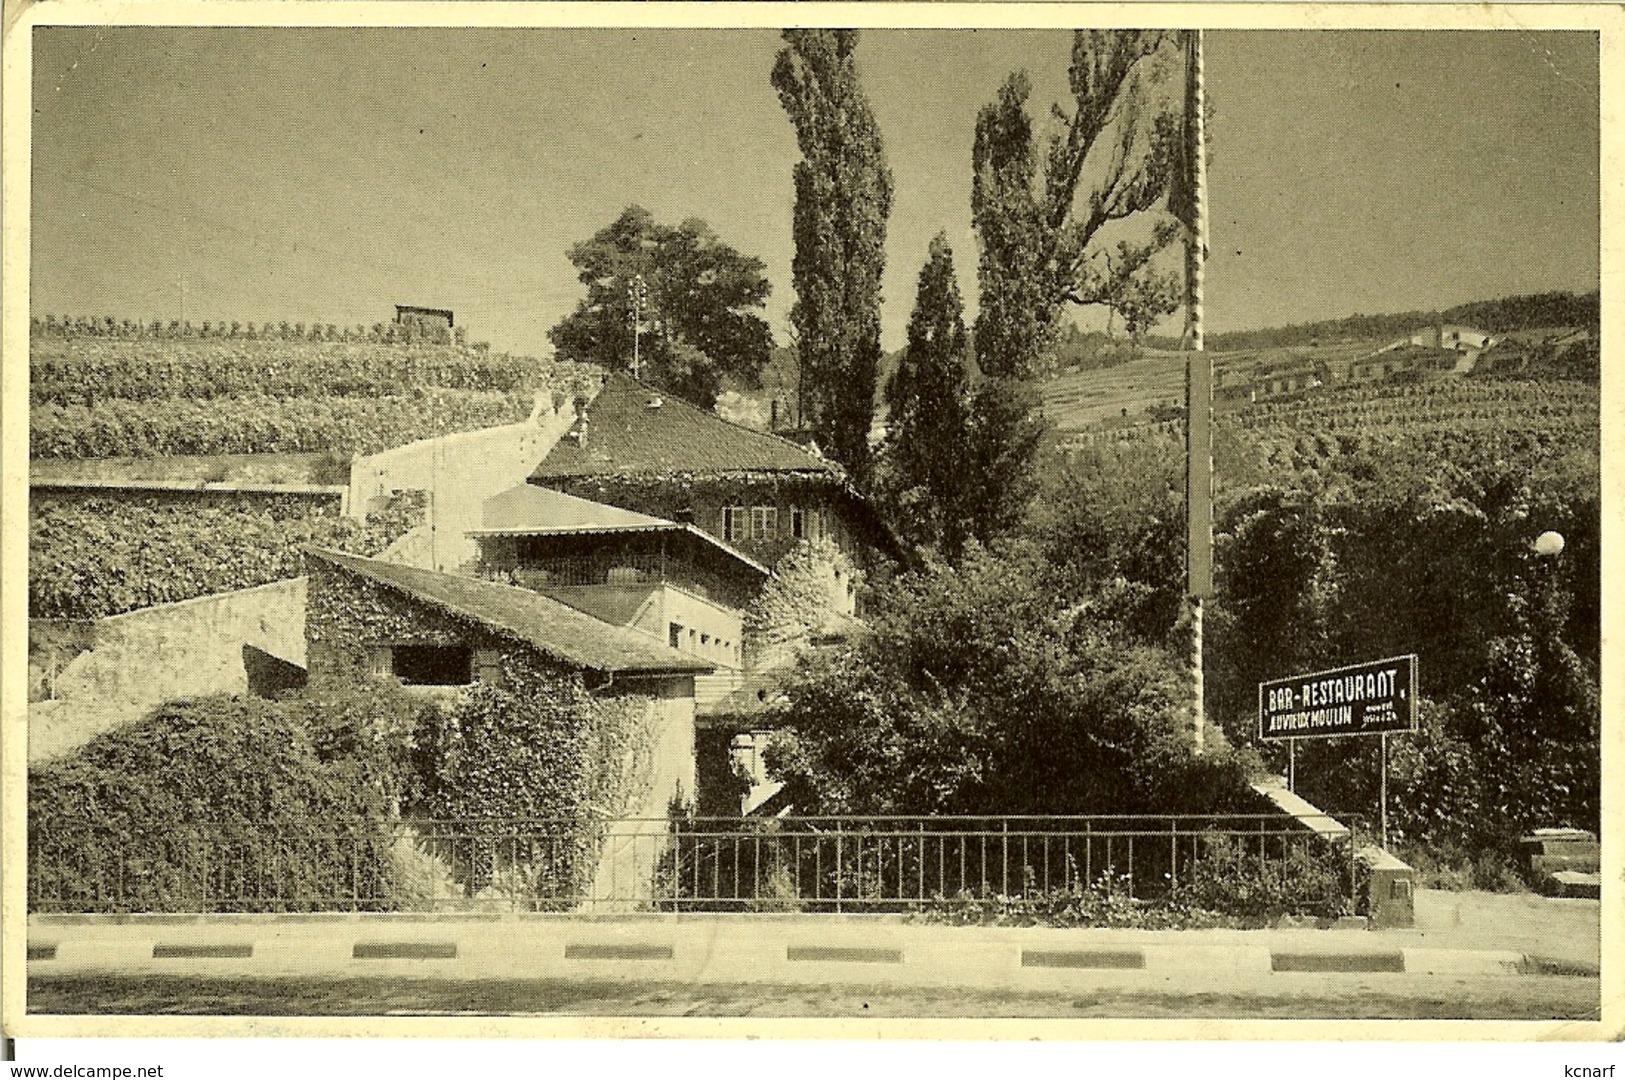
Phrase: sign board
[{"left": 1258, "top": 655, "right": 1418, "bottom": 742}]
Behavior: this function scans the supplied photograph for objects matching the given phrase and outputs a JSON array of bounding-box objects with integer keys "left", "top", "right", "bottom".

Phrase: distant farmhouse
[{"left": 1215, "top": 321, "right": 1496, "bottom": 407}]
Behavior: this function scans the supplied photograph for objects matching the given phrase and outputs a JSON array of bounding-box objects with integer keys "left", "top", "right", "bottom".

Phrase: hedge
[{"left": 28, "top": 685, "right": 434, "bottom": 913}]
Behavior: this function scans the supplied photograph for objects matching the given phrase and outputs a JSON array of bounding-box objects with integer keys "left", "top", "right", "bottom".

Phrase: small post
[
  {"left": 1288, "top": 739, "right": 1296, "bottom": 793},
  {"left": 1380, "top": 733, "right": 1389, "bottom": 850}
]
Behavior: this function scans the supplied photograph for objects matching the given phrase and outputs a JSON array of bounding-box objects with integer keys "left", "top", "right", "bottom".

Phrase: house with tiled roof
[
  {"left": 504, "top": 374, "right": 897, "bottom": 812},
  {"left": 305, "top": 546, "right": 715, "bottom": 686},
  {"left": 528, "top": 373, "right": 890, "bottom": 583},
  {"left": 303, "top": 546, "right": 718, "bottom": 897},
  {"left": 469, "top": 484, "right": 769, "bottom": 673}
]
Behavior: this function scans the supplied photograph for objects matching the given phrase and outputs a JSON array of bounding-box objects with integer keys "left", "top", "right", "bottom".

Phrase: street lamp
[{"left": 1534, "top": 530, "right": 1566, "bottom": 558}]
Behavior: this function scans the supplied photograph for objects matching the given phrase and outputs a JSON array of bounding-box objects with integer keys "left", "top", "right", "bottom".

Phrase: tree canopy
[
  {"left": 877, "top": 233, "right": 974, "bottom": 558},
  {"left": 972, "top": 30, "right": 1184, "bottom": 381},
  {"left": 963, "top": 31, "right": 1186, "bottom": 548},
  {"left": 772, "top": 29, "right": 894, "bottom": 485},
  {"left": 547, "top": 206, "right": 774, "bottom": 409}
]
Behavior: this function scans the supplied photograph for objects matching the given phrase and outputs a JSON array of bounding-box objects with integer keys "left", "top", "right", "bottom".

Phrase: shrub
[{"left": 28, "top": 685, "right": 430, "bottom": 913}]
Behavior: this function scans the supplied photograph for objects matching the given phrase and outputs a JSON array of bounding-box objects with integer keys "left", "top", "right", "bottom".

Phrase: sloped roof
[
  {"left": 542, "top": 583, "right": 663, "bottom": 628},
  {"left": 479, "top": 483, "right": 669, "bottom": 533},
  {"left": 306, "top": 548, "right": 713, "bottom": 676},
  {"left": 531, "top": 373, "right": 845, "bottom": 481},
  {"left": 470, "top": 482, "right": 773, "bottom": 578}
]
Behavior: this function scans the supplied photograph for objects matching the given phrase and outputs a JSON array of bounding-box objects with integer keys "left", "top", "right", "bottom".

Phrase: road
[{"left": 28, "top": 970, "right": 1600, "bottom": 1020}]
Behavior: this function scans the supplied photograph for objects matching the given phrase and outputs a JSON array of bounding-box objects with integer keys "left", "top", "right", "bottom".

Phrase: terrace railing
[{"left": 27, "top": 813, "right": 1367, "bottom": 916}]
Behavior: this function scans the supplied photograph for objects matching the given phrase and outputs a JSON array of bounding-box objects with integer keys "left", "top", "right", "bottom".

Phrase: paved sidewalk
[
  {"left": 1410, "top": 888, "right": 1601, "bottom": 969},
  {"left": 28, "top": 889, "right": 1599, "bottom": 990}
]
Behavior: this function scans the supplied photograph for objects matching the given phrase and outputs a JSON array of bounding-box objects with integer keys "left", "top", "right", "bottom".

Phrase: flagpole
[{"left": 1184, "top": 28, "right": 1213, "bottom": 755}]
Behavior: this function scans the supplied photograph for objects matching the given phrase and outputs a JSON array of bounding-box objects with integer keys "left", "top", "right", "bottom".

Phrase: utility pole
[
  {"left": 1182, "top": 29, "right": 1213, "bottom": 754},
  {"left": 627, "top": 273, "right": 648, "bottom": 379}
]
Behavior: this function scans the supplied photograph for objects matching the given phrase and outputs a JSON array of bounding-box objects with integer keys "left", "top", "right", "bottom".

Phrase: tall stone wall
[{"left": 28, "top": 578, "right": 307, "bottom": 765}]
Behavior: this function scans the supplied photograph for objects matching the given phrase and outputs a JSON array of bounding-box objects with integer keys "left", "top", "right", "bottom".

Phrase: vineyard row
[
  {"left": 28, "top": 490, "right": 424, "bottom": 621},
  {"left": 29, "top": 339, "right": 602, "bottom": 407},
  {"left": 31, "top": 391, "right": 534, "bottom": 460}
]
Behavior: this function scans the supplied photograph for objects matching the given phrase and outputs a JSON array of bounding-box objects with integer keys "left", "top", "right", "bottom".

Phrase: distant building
[
  {"left": 1252, "top": 365, "right": 1322, "bottom": 399},
  {"left": 1408, "top": 323, "right": 1493, "bottom": 352},
  {"left": 394, "top": 304, "right": 455, "bottom": 329}
]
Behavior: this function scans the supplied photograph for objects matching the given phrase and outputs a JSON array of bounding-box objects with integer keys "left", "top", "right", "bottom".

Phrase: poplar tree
[
  {"left": 772, "top": 29, "right": 894, "bottom": 486},
  {"left": 881, "top": 233, "right": 973, "bottom": 558},
  {"left": 966, "top": 30, "right": 1183, "bottom": 542}
]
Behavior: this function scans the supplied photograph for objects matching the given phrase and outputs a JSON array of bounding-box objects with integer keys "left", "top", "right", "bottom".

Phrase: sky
[{"left": 28, "top": 26, "right": 1600, "bottom": 357}]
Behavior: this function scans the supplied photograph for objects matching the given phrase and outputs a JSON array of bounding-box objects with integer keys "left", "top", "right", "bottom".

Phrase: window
[
  {"left": 722, "top": 506, "right": 746, "bottom": 542},
  {"left": 391, "top": 645, "right": 473, "bottom": 686},
  {"left": 751, "top": 506, "right": 778, "bottom": 542},
  {"left": 791, "top": 508, "right": 805, "bottom": 540},
  {"left": 669, "top": 623, "right": 682, "bottom": 649}
]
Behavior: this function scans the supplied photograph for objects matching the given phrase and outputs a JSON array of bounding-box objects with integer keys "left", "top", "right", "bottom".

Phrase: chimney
[{"left": 572, "top": 418, "right": 588, "bottom": 450}]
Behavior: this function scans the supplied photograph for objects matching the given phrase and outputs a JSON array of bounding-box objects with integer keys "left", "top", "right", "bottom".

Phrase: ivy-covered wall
[
  {"left": 304, "top": 561, "right": 522, "bottom": 686},
  {"left": 743, "top": 537, "right": 862, "bottom": 664},
  {"left": 304, "top": 556, "right": 698, "bottom": 903}
]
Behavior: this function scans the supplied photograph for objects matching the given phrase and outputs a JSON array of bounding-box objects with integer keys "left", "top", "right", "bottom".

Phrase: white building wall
[{"left": 348, "top": 391, "right": 577, "bottom": 572}]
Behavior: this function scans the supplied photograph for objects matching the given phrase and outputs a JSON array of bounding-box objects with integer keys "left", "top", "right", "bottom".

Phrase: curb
[{"left": 25, "top": 918, "right": 1592, "bottom": 985}]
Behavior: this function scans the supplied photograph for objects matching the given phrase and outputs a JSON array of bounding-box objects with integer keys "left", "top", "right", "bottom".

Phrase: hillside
[
  {"left": 28, "top": 318, "right": 596, "bottom": 460},
  {"left": 1205, "top": 290, "right": 1598, "bottom": 353},
  {"left": 1059, "top": 376, "right": 1599, "bottom": 497},
  {"left": 27, "top": 317, "right": 593, "bottom": 619}
]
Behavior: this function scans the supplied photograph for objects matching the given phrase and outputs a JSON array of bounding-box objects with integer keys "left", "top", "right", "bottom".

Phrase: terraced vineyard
[
  {"left": 1059, "top": 376, "right": 1598, "bottom": 486},
  {"left": 29, "top": 322, "right": 597, "bottom": 459},
  {"left": 1232, "top": 378, "right": 1596, "bottom": 431},
  {"left": 27, "top": 319, "right": 597, "bottom": 617}
]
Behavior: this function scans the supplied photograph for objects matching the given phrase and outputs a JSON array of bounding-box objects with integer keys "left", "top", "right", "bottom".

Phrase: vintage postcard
[{"left": 3, "top": 0, "right": 1619, "bottom": 1068}]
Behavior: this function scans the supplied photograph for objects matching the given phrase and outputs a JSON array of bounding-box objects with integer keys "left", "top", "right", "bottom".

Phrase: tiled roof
[
  {"left": 306, "top": 548, "right": 714, "bottom": 676},
  {"left": 531, "top": 373, "right": 845, "bottom": 481}
]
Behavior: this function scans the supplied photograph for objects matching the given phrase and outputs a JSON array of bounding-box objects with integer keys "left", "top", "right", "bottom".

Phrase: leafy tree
[
  {"left": 878, "top": 233, "right": 974, "bottom": 558},
  {"left": 966, "top": 31, "right": 1184, "bottom": 543},
  {"left": 548, "top": 206, "right": 774, "bottom": 409},
  {"left": 772, "top": 29, "right": 894, "bottom": 485},
  {"left": 1033, "top": 437, "right": 1187, "bottom": 648},
  {"left": 962, "top": 376, "right": 1047, "bottom": 546},
  {"left": 766, "top": 541, "right": 1260, "bottom": 817},
  {"left": 971, "top": 31, "right": 1183, "bottom": 381},
  {"left": 1100, "top": 232, "right": 1184, "bottom": 353}
]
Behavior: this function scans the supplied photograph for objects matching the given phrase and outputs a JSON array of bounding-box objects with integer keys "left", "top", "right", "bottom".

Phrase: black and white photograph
[{"left": 3, "top": 2, "right": 1617, "bottom": 1062}]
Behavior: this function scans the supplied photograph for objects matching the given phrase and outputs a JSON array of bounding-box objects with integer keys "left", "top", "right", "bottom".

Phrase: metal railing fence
[{"left": 28, "top": 813, "right": 1366, "bottom": 915}]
